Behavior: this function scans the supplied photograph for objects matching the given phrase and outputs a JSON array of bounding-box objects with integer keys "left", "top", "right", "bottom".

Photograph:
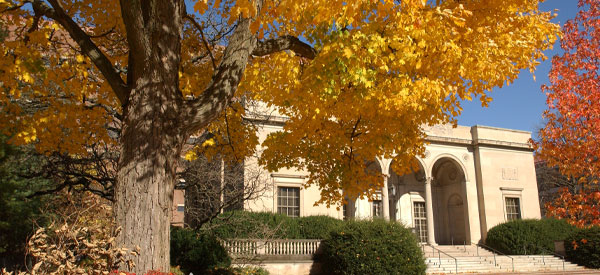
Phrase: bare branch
[
  {"left": 31, "top": 0, "right": 130, "bottom": 105},
  {"left": 185, "top": 14, "right": 217, "bottom": 70},
  {"left": 253, "top": 35, "right": 317, "bottom": 59}
]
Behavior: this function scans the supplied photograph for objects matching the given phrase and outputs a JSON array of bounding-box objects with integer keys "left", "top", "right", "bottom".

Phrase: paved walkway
[{"left": 465, "top": 270, "right": 600, "bottom": 275}]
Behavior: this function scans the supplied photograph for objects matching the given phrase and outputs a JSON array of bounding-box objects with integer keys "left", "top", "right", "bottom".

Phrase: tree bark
[
  {"left": 115, "top": 107, "right": 184, "bottom": 273},
  {"left": 114, "top": 1, "right": 186, "bottom": 272}
]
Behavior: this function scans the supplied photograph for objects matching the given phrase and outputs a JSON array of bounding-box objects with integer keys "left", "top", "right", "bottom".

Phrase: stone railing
[{"left": 220, "top": 239, "right": 321, "bottom": 259}]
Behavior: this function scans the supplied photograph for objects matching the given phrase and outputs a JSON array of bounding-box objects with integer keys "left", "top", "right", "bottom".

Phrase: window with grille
[
  {"left": 505, "top": 197, "right": 521, "bottom": 221},
  {"left": 372, "top": 200, "right": 383, "bottom": 217},
  {"left": 413, "top": 202, "right": 428, "bottom": 243},
  {"left": 277, "top": 187, "right": 300, "bottom": 217}
]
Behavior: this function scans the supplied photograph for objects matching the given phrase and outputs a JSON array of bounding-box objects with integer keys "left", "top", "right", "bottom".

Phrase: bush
[
  {"left": 318, "top": 219, "right": 426, "bottom": 275},
  {"left": 26, "top": 192, "right": 134, "bottom": 274},
  {"left": 170, "top": 227, "right": 231, "bottom": 274},
  {"left": 297, "top": 215, "right": 344, "bottom": 239},
  {"left": 485, "top": 218, "right": 576, "bottom": 255},
  {"left": 208, "top": 211, "right": 293, "bottom": 239},
  {"left": 206, "top": 266, "right": 270, "bottom": 275},
  {"left": 565, "top": 226, "right": 600, "bottom": 268},
  {"left": 207, "top": 211, "right": 342, "bottom": 239}
]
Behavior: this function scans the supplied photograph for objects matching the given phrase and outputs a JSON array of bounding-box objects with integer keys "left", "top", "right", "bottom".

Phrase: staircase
[{"left": 424, "top": 245, "right": 587, "bottom": 274}]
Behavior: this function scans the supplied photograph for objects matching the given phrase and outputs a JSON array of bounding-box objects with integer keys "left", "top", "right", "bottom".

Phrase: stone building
[{"left": 172, "top": 117, "right": 541, "bottom": 244}]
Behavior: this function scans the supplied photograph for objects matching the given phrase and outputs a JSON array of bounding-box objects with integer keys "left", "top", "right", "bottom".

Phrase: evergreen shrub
[
  {"left": 170, "top": 227, "right": 231, "bottom": 274},
  {"left": 318, "top": 219, "right": 426, "bottom": 275},
  {"left": 208, "top": 211, "right": 292, "bottom": 239},
  {"left": 297, "top": 215, "right": 344, "bottom": 239},
  {"left": 565, "top": 226, "right": 600, "bottom": 268},
  {"left": 208, "top": 211, "right": 342, "bottom": 239},
  {"left": 485, "top": 218, "right": 576, "bottom": 255}
]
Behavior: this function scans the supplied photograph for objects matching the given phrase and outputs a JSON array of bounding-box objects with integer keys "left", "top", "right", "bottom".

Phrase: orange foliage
[
  {"left": 534, "top": 0, "right": 600, "bottom": 180},
  {"left": 545, "top": 187, "right": 600, "bottom": 228}
]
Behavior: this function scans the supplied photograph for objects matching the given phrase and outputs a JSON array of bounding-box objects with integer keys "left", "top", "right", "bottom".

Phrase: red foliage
[
  {"left": 533, "top": 0, "right": 600, "bottom": 180},
  {"left": 545, "top": 187, "right": 600, "bottom": 228}
]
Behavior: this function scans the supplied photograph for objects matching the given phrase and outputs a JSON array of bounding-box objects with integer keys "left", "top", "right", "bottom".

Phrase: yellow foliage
[{"left": 0, "top": 0, "right": 559, "bottom": 207}]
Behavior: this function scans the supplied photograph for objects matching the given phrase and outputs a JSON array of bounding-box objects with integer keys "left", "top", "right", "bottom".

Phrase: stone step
[{"left": 425, "top": 253, "right": 585, "bottom": 274}]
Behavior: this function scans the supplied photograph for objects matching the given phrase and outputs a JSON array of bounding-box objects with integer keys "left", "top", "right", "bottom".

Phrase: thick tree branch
[
  {"left": 253, "top": 35, "right": 317, "bottom": 59},
  {"left": 119, "top": 0, "right": 150, "bottom": 83},
  {"left": 32, "top": 0, "right": 130, "bottom": 105},
  {"left": 185, "top": 18, "right": 255, "bottom": 133}
]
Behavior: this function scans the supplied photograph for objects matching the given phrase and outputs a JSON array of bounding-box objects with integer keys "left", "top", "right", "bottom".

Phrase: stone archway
[
  {"left": 388, "top": 158, "right": 429, "bottom": 242},
  {"left": 431, "top": 156, "right": 469, "bottom": 245}
]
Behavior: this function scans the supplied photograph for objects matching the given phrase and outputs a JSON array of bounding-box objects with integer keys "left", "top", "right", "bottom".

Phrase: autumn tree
[
  {"left": 533, "top": 0, "right": 600, "bottom": 227},
  {"left": 545, "top": 187, "right": 600, "bottom": 228},
  {"left": 534, "top": 0, "right": 600, "bottom": 180},
  {"left": 1, "top": 0, "right": 559, "bottom": 272}
]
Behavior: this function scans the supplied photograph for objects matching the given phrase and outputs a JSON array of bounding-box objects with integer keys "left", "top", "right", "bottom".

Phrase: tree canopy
[
  {"left": 534, "top": 0, "right": 600, "bottom": 181},
  {"left": 1, "top": 0, "right": 559, "bottom": 272}
]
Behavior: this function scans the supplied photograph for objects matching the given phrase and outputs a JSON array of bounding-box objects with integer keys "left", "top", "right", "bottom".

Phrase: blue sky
[{"left": 456, "top": 0, "right": 579, "bottom": 137}]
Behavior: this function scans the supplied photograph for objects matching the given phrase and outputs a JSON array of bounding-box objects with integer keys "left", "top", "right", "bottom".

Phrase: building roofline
[{"left": 472, "top": 125, "right": 532, "bottom": 135}]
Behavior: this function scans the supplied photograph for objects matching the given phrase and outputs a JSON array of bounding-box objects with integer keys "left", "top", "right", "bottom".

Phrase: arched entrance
[
  {"left": 388, "top": 158, "right": 428, "bottom": 242},
  {"left": 447, "top": 194, "right": 466, "bottom": 245},
  {"left": 431, "top": 157, "right": 469, "bottom": 245}
]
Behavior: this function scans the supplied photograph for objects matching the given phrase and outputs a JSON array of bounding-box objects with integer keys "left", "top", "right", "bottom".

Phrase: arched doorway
[
  {"left": 431, "top": 157, "right": 469, "bottom": 245},
  {"left": 388, "top": 158, "right": 428, "bottom": 242},
  {"left": 447, "top": 194, "right": 466, "bottom": 245}
]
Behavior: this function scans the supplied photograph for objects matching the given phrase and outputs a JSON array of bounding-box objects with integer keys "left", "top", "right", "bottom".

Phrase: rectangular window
[
  {"left": 413, "top": 202, "right": 428, "bottom": 243},
  {"left": 277, "top": 187, "right": 300, "bottom": 217},
  {"left": 505, "top": 197, "right": 522, "bottom": 221},
  {"left": 372, "top": 200, "right": 383, "bottom": 217},
  {"left": 177, "top": 204, "right": 185, "bottom": 212}
]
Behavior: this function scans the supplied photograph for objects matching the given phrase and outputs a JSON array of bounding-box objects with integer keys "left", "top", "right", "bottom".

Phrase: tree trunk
[
  {"left": 114, "top": 1, "right": 186, "bottom": 272},
  {"left": 114, "top": 88, "right": 185, "bottom": 273}
]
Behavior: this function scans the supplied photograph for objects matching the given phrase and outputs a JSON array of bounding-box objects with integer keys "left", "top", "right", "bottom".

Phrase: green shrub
[
  {"left": 207, "top": 211, "right": 342, "bottom": 239},
  {"left": 297, "top": 215, "right": 343, "bottom": 239},
  {"left": 208, "top": 211, "right": 293, "bottom": 239},
  {"left": 170, "top": 266, "right": 185, "bottom": 275},
  {"left": 205, "top": 266, "right": 270, "bottom": 275},
  {"left": 318, "top": 219, "right": 426, "bottom": 275},
  {"left": 170, "top": 227, "right": 231, "bottom": 274},
  {"left": 565, "top": 226, "right": 600, "bottom": 268},
  {"left": 485, "top": 219, "right": 576, "bottom": 255}
]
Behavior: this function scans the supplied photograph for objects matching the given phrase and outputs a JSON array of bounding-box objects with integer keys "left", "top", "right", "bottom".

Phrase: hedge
[
  {"left": 297, "top": 215, "right": 344, "bottom": 239},
  {"left": 170, "top": 227, "right": 231, "bottom": 274},
  {"left": 206, "top": 211, "right": 342, "bottom": 239},
  {"left": 565, "top": 226, "right": 600, "bottom": 268},
  {"left": 485, "top": 218, "right": 576, "bottom": 255},
  {"left": 318, "top": 219, "right": 426, "bottom": 275}
]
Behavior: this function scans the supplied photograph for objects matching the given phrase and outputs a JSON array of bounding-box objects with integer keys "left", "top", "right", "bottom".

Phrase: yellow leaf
[
  {"left": 194, "top": 0, "right": 208, "bottom": 13},
  {"left": 202, "top": 138, "right": 215, "bottom": 147},
  {"left": 343, "top": 48, "right": 353, "bottom": 58}
]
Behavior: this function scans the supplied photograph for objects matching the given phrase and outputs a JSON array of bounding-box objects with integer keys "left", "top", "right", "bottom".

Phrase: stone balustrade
[{"left": 220, "top": 239, "right": 321, "bottom": 259}]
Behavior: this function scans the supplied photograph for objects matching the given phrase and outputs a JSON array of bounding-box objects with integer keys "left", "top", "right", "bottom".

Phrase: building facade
[{"left": 172, "top": 120, "right": 541, "bottom": 245}]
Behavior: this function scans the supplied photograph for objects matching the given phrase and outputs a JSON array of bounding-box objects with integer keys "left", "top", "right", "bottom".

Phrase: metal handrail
[
  {"left": 523, "top": 243, "right": 566, "bottom": 271},
  {"left": 472, "top": 242, "right": 514, "bottom": 272},
  {"left": 427, "top": 244, "right": 459, "bottom": 274}
]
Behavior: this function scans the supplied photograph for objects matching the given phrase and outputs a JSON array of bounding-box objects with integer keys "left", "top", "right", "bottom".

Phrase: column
[
  {"left": 425, "top": 177, "right": 436, "bottom": 245},
  {"left": 382, "top": 174, "right": 390, "bottom": 220}
]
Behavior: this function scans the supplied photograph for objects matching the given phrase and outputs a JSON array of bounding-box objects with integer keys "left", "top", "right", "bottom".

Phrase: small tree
[{"left": 181, "top": 154, "right": 269, "bottom": 229}]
